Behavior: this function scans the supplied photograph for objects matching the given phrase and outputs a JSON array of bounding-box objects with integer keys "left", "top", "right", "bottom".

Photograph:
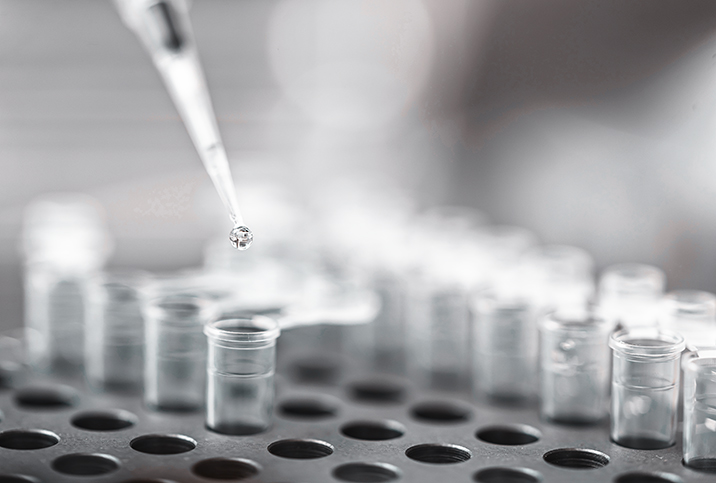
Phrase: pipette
[{"left": 114, "top": 0, "right": 253, "bottom": 250}]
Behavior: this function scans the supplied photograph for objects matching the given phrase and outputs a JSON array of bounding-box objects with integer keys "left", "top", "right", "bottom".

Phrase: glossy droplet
[{"left": 229, "top": 226, "right": 253, "bottom": 250}]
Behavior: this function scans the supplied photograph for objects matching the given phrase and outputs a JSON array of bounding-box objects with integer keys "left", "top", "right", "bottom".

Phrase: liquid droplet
[{"left": 229, "top": 226, "right": 253, "bottom": 250}]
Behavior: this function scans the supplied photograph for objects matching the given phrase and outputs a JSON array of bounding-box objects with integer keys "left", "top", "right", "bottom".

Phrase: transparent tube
[
  {"left": 24, "top": 265, "right": 87, "bottom": 374},
  {"left": 609, "top": 328, "right": 685, "bottom": 449},
  {"left": 144, "top": 293, "right": 214, "bottom": 411},
  {"left": 407, "top": 279, "right": 471, "bottom": 390},
  {"left": 539, "top": 311, "right": 611, "bottom": 424},
  {"left": 22, "top": 193, "right": 112, "bottom": 374},
  {"left": 358, "top": 269, "right": 406, "bottom": 374},
  {"left": 660, "top": 290, "right": 716, "bottom": 351},
  {"left": 472, "top": 292, "right": 538, "bottom": 402},
  {"left": 599, "top": 263, "right": 665, "bottom": 328},
  {"left": 683, "top": 351, "right": 716, "bottom": 471},
  {"left": 0, "top": 328, "right": 38, "bottom": 388},
  {"left": 518, "top": 245, "right": 595, "bottom": 317},
  {"left": 85, "top": 270, "right": 148, "bottom": 392},
  {"left": 205, "top": 316, "right": 279, "bottom": 435}
]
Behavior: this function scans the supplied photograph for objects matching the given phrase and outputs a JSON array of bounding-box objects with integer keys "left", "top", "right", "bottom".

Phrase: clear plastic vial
[
  {"left": 143, "top": 293, "right": 214, "bottom": 412},
  {"left": 683, "top": 350, "right": 716, "bottom": 472},
  {"left": 358, "top": 268, "right": 406, "bottom": 374},
  {"left": 472, "top": 292, "right": 538, "bottom": 402},
  {"left": 539, "top": 311, "right": 612, "bottom": 424},
  {"left": 407, "top": 279, "right": 471, "bottom": 391},
  {"left": 660, "top": 290, "right": 716, "bottom": 351},
  {"left": 599, "top": 263, "right": 665, "bottom": 328},
  {"left": 518, "top": 244, "right": 595, "bottom": 317},
  {"left": 609, "top": 328, "right": 685, "bottom": 449},
  {"left": 85, "top": 270, "right": 148, "bottom": 392},
  {"left": 22, "top": 193, "right": 112, "bottom": 374},
  {"left": 205, "top": 315, "right": 279, "bottom": 435}
]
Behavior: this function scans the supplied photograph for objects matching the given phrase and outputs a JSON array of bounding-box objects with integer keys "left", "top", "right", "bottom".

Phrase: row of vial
[{"left": 14, "top": 193, "right": 716, "bottom": 470}]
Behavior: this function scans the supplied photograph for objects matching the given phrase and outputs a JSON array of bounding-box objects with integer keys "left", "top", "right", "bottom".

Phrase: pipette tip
[{"left": 229, "top": 225, "right": 253, "bottom": 250}]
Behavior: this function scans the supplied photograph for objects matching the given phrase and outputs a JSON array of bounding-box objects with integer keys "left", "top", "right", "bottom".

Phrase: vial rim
[
  {"left": 204, "top": 315, "right": 280, "bottom": 343},
  {"left": 682, "top": 350, "right": 716, "bottom": 374},
  {"left": 609, "top": 328, "right": 685, "bottom": 359},
  {"left": 540, "top": 311, "right": 612, "bottom": 335},
  {"left": 143, "top": 293, "right": 216, "bottom": 324}
]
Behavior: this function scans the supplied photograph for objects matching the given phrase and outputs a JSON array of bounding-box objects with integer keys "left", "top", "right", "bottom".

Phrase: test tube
[
  {"left": 609, "top": 328, "right": 685, "bottom": 449},
  {"left": 539, "top": 311, "right": 612, "bottom": 424},
  {"left": 22, "top": 193, "right": 112, "bottom": 374},
  {"left": 407, "top": 278, "right": 471, "bottom": 390},
  {"left": 660, "top": 290, "right": 716, "bottom": 351},
  {"left": 0, "top": 328, "right": 39, "bottom": 388},
  {"left": 518, "top": 244, "right": 595, "bottom": 317},
  {"left": 205, "top": 315, "right": 279, "bottom": 435},
  {"left": 144, "top": 293, "right": 214, "bottom": 412},
  {"left": 85, "top": 270, "right": 148, "bottom": 393},
  {"left": 472, "top": 291, "right": 538, "bottom": 402},
  {"left": 683, "top": 350, "right": 716, "bottom": 472},
  {"left": 599, "top": 263, "right": 665, "bottom": 328}
]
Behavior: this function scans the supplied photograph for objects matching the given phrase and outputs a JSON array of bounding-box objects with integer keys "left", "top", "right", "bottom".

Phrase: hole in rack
[
  {"left": 341, "top": 420, "right": 405, "bottom": 441},
  {"left": 405, "top": 444, "right": 472, "bottom": 464},
  {"left": 293, "top": 356, "right": 341, "bottom": 384},
  {"left": 476, "top": 425, "right": 541, "bottom": 445},
  {"left": 614, "top": 472, "right": 683, "bottom": 483},
  {"left": 192, "top": 458, "right": 260, "bottom": 480},
  {"left": 130, "top": 434, "right": 197, "bottom": 455},
  {"left": 0, "top": 429, "right": 59, "bottom": 450},
  {"left": 349, "top": 379, "right": 405, "bottom": 404},
  {"left": 71, "top": 409, "right": 136, "bottom": 431},
  {"left": 543, "top": 448, "right": 610, "bottom": 469},
  {"left": 268, "top": 439, "right": 334, "bottom": 459},
  {"left": 683, "top": 458, "right": 716, "bottom": 473},
  {"left": 15, "top": 384, "right": 78, "bottom": 410},
  {"left": 51, "top": 453, "right": 120, "bottom": 476},
  {"left": 0, "top": 476, "right": 40, "bottom": 483},
  {"left": 410, "top": 401, "right": 471, "bottom": 423},
  {"left": 474, "top": 467, "right": 542, "bottom": 483},
  {"left": 278, "top": 398, "right": 338, "bottom": 419},
  {"left": 332, "top": 463, "right": 401, "bottom": 482}
]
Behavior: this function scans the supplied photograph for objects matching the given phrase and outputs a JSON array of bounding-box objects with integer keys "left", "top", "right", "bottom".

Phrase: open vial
[
  {"left": 204, "top": 315, "right": 280, "bottom": 435},
  {"left": 539, "top": 310, "right": 612, "bottom": 424},
  {"left": 85, "top": 270, "right": 148, "bottom": 393},
  {"left": 599, "top": 263, "right": 665, "bottom": 329},
  {"left": 609, "top": 328, "right": 685, "bottom": 449},
  {"left": 683, "top": 350, "right": 716, "bottom": 472},
  {"left": 472, "top": 291, "right": 538, "bottom": 403},
  {"left": 143, "top": 293, "right": 215, "bottom": 412}
]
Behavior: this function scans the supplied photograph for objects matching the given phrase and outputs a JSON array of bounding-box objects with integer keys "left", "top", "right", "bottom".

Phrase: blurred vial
[
  {"left": 362, "top": 268, "right": 406, "bottom": 374},
  {"left": 407, "top": 277, "right": 471, "bottom": 391},
  {"left": 85, "top": 270, "right": 148, "bottom": 393},
  {"left": 683, "top": 350, "right": 716, "bottom": 472},
  {"left": 472, "top": 291, "right": 538, "bottom": 402},
  {"left": 599, "top": 263, "right": 666, "bottom": 328},
  {"left": 610, "top": 328, "right": 685, "bottom": 449},
  {"left": 539, "top": 311, "right": 612, "bottom": 424},
  {"left": 22, "top": 193, "right": 112, "bottom": 374},
  {"left": 474, "top": 225, "right": 537, "bottom": 292},
  {"left": 0, "top": 328, "right": 40, "bottom": 388},
  {"left": 660, "top": 290, "right": 716, "bottom": 351},
  {"left": 205, "top": 315, "right": 279, "bottom": 435},
  {"left": 143, "top": 293, "right": 215, "bottom": 412},
  {"left": 518, "top": 245, "right": 595, "bottom": 317}
]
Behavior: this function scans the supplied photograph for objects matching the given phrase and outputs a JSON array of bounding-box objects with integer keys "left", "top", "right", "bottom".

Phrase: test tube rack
[{"left": 0, "top": 345, "right": 712, "bottom": 483}]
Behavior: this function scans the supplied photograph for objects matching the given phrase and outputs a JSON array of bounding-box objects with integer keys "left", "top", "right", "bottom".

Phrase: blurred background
[{"left": 3, "top": 0, "right": 716, "bottom": 328}]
